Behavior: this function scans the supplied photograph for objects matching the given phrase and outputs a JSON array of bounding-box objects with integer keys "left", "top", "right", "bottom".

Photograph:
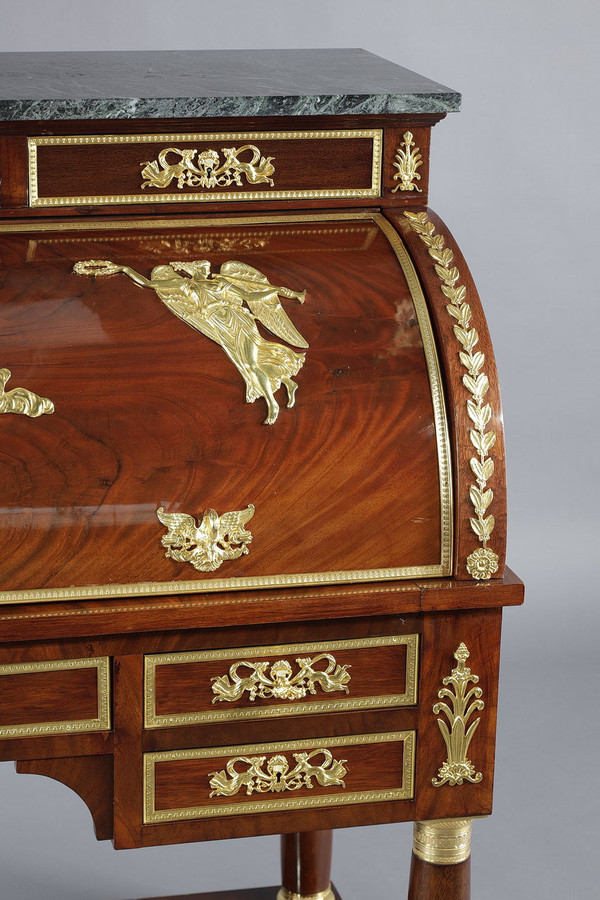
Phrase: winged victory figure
[
  {"left": 156, "top": 504, "right": 255, "bottom": 572},
  {"left": 73, "top": 257, "right": 309, "bottom": 424}
]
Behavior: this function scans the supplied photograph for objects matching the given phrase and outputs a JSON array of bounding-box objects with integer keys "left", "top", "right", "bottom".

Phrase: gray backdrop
[{"left": 0, "top": 1, "right": 598, "bottom": 897}]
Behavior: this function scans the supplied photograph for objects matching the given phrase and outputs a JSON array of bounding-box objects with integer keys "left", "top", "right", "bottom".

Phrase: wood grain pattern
[
  {"left": 150, "top": 637, "right": 413, "bottom": 724},
  {"left": 0, "top": 214, "right": 444, "bottom": 598},
  {"left": 408, "top": 856, "right": 470, "bottom": 900},
  {"left": 33, "top": 135, "right": 377, "bottom": 204},
  {"left": 113, "top": 654, "right": 144, "bottom": 849},
  {"left": 281, "top": 831, "right": 333, "bottom": 895},
  {"left": 149, "top": 734, "right": 411, "bottom": 817},
  {"left": 0, "top": 664, "right": 99, "bottom": 727},
  {"left": 414, "top": 609, "right": 502, "bottom": 823},
  {"left": 0, "top": 113, "right": 443, "bottom": 214}
]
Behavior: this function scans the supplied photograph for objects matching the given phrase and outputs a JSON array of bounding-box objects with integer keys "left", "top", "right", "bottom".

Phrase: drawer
[
  {"left": 0, "top": 657, "right": 110, "bottom": 738},
  {"left": 143, "top": 730, "right": 414, "bottom": 823},
  {"left": 27, "top": 129, "right": 382, "bottom": 207},
  {"left": 144, "top": 634, "right": 419, "bottom": 728}
]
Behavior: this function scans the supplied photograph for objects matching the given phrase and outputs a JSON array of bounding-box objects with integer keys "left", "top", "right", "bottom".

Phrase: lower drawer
[{"left": 143, "top": 730, "right": 415, "bottom": 824}]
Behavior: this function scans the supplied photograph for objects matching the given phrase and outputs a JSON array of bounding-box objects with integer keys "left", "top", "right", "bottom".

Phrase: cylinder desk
[{"left": 0, "top": 49, "right": 523, "bottom": 900}]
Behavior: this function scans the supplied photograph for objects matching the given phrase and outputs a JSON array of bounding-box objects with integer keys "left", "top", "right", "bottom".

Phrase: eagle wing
[
  {"left": 156, "top": 507, "right": 200, "bottom": 545},
  {"left": 220, "top": 261, "right": 308, "bottom": 349},
  {"left": 218, "top": 503, "right": 255, "bottom": 543}
]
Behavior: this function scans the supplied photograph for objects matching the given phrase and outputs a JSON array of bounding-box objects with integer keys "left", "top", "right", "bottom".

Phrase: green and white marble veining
[{"left": 0, "top": 49, "right": 460, "bottom": 121}]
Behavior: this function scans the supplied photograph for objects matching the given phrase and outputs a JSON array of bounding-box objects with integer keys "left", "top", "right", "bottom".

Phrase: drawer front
[
  {"left": 28, "top": 129, "right": 382, "bottom": 207},
  {"left": 144, "top": 634, "right": 418, "bottom": 728},
  {"left": 0, "top": 657, "right": 110, "bottom": 738},
  {"left": 144, "top": 730, "right": 414, "bottom": 823}
]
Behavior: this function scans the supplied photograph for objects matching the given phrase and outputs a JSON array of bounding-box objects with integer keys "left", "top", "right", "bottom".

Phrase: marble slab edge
[{"left": 0, "top": 91, "right": 461, "bottom": 122}]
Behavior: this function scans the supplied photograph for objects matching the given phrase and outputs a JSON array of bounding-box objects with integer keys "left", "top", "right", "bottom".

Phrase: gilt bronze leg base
[{"left": 407, "top": 819, "right": 472, "bottom": 900}]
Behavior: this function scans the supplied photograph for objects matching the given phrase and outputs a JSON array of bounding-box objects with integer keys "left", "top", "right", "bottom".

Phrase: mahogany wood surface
[
  {"left": 0, "top": 571, "right": 522, "bottom": 643},
  {"left": 382, "top": 126, "right": 431, "bottom": 204},
  {"left": 0, "top": 663, "right": 99, "bottom": 726},
  {"left": 113, "top": 653, "right": 145, "bottom": 850},
  {"left": 407, "top": 856, "right": 470, "bottom": 900},
  {"left": 142, "top": 708, "right": 418, "bottom": 756},
  {"left": 281, "top": 830, "right": 333, "bottom": 895},
  {"left": 389, "top": 209, "right": 507, "bottom": 579},
  {"left": 151, "top": 638, "right": 412, "bottom": 722},
  {"left": 17, "top": 753, "right": 113, "bottom": 840},
  {"left": 0, "top": 730, "right": 112, "bottom": 763},
  {"left": 414, "top": 609, "right": 501, "bottom": 823},
  {"left": 0, "top": 112, "right": 444, "bottom": 216},
  {"left": 0, "top": 213, "right": 444, "bottom": 598},
  {"left": 150, "top": 736, "right": 409, "bottom": 814},
  {"left": 34, "top": 136, "right": 376, "bottom": 202}
]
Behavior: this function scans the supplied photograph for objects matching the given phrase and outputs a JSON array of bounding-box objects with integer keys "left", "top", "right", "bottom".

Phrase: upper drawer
[
  {"left": 27, "top": 130, "right": 382, "bottom": 207},
  {"left": 145, "top": 633, "right": 419, "bottom": 728}
]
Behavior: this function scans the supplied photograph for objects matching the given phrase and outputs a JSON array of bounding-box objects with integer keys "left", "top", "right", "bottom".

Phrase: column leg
[
  {"left": 407, "top": 819, "right": 472, "bottom": 900},
  {"left": 278, "top": 831, "right": 334, "bottom": 900}
]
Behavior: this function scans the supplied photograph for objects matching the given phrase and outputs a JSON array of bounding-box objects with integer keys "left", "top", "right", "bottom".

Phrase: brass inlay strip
[
  {"left": 0, "top": 657, "right": 110, "bottom": 738},
  {"left": 413, "top": 819, "right": 473, "bottom": 865},
  {"left": 277, "top": 888, "right": 334, "bottom": 900},
  {"left": 143, "top": 730, "right": 415, "bottom": 823},
  {"left": 28, "top": 130, "right": 382, "bottom": 207},
  {"left": 0, "top": 211, "right": 451, "bottom": 604},
  {"left": 144, "top": 634, "right": 419, "bottom": 727}
]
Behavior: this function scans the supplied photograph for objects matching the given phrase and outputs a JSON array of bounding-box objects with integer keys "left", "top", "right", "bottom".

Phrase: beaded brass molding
[
  {"left": 0, "top": 368, "right": 54, "bottom": 417},
  {"left": 0, "top": 657, "right": 110, "bottom": 739},
  {"left": 144, "top": 634, "right": 419, "bottom": 727},
  {"left": 432, "top": 643, "right": 484, "bottom": 787},
  {"left": 143, "top": 731, "right": 415, "bottom": 823},
  {"left": 0, "top": 211, "right": 451, "bottom": 604},
  {"left": 413, "top": 819, "right": 473, "bottom": 865},
  {"left": 403, "top": 211, "right": 498, "bottom": 580},
  {"left": 27, "top": 130, "right": 382, "bottom": 206},
  {"left": 391, "top": 132, "right": 423, "bottom": 193}
]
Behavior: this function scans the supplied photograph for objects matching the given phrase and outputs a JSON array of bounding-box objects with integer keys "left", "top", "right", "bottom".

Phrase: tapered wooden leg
[
  {"left": 278, "top": 830, "right": 334, "bottom": 900},
  {"left": 407, "top": 819, "right": 472, "bottom": 900}
]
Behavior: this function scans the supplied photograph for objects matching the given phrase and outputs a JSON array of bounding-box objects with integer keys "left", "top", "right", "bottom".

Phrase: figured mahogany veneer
[
  {"left": 0, "top": 211, "right": 451, "bottom": 602},
  {"left": 30, "top": 131, "right": 380, "bottom": 206},
  {"left": 146, "top": 633, "right": 417, "bottom": 728}
]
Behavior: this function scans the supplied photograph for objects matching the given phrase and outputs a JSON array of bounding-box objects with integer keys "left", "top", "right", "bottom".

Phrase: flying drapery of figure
[{"left": 73, "top": 258, "right": 309, "bottom": 424}]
